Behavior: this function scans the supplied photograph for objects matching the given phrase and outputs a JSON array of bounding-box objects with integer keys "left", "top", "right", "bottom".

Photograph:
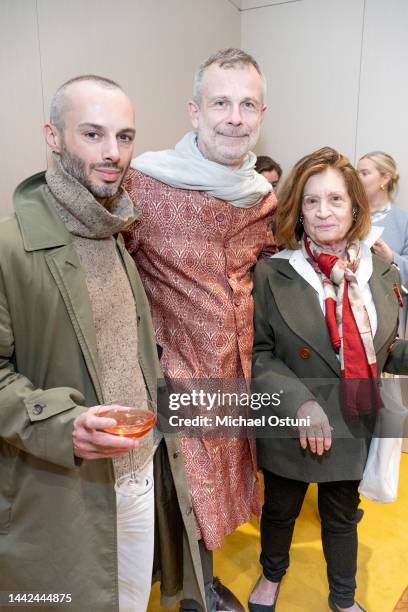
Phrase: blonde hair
[
  {"left": 275, "top": 147, "right": 371, "bottom": 250},
  {"left": 360, "top": 151, "right": 399, "bottom": 196}
]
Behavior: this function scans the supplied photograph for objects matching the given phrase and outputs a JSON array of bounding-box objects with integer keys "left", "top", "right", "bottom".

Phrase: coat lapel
[
  {"left": 15, "top": 180, "right": 104, "bottom": 402},
  {"left": 116, "top": 235, "right": 157, "bottom": 400},
  {"left": 45, "top": 245, "right": 104, "bottom": 402},
  {"left": 269, "top": 260, "right": 341, "bottom": 375},
  {"left": 370, "top": 257, "right": 400, "bottom": 353},
  {"left": 271, "top": 256, "right": 399, "bottom": 374}
]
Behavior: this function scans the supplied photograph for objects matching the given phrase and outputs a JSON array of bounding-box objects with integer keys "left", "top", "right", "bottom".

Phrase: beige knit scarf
[{"left": 46, "top": 157, "right": 155, "bottom": 475}]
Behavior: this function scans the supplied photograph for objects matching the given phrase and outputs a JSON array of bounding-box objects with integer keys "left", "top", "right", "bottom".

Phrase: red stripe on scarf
[
  {"left": 341, "top": 285, "right": 382, "bottom": 416},
  {"left": 304, "top": 237, "right": 342, "bottom": 353},
  {"left": 316, "top": 253, "right": 338, "bottom": 278},
  {"left": 325, "top": 297, "right": 341, "bottom": 351},
  {"left": 342, "top": 280, "right": 371, "bottom": 379},
  {"left": 304, "top": 239, "right": 337, "bottom": 277}
]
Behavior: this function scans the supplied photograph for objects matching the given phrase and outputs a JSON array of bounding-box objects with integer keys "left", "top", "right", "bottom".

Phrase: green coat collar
[
  {"left": 13, "top": 172, "right": 133, "bottom": 254},
  {"left": 12, "top": 172, "right": 152, "bottom": 402},
  {"left": 14, "top": 172, "right": 71, "bottom": 251}
]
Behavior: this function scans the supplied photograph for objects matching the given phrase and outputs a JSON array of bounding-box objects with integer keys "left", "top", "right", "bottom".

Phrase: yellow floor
[{"left": 148, "top": 453, "right": 408, "bottom": 612}]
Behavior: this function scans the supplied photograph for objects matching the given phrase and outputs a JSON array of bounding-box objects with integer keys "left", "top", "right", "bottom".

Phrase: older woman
[
  {"left": 357, "top": 151, "right": 408, "bottom": 335},
  {"left": 248, "top": 147, "right": 408, "bottom": 612}
]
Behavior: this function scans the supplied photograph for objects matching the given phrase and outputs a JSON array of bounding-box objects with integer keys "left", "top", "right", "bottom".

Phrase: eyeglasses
[{"left": 302, "top": 193, "right": 348, "bottom": 210}]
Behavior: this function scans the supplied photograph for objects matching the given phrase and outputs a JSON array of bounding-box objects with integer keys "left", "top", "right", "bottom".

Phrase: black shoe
[
  {"left": 328, "top": 593, "right": 366, "bottom": 611},
  {"left": 212, "top": 577, "right": 245, "bottom": 612},
  {"left": 248, "top": 583, "right": 280, "bottom": 612}
]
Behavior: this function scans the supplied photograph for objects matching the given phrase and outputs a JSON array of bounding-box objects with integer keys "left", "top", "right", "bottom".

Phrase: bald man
[{"left": 0, "top": 76, "right": 205, "bottom": 612}]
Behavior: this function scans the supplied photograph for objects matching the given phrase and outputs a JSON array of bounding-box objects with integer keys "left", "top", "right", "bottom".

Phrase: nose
[
  {"left": 316, "top": 200, "right": 331, "bottom": 218},
  {"left": 102, "top": 136, "right": 120, "bottom": 163},
  {"left": 226, "top": 103, "right": 243, "bottom": 126}
]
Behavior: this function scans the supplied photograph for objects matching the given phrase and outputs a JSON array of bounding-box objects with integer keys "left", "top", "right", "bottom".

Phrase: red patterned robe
[{"left": 124, "top": 169, "right": 276, "bottom": 549}]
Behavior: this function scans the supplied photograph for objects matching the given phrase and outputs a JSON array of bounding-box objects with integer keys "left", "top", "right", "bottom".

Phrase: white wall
[
  {"left": 0, "top": 0, "right": 47, "bottom": 217},
  {"left": 242, "top": 0, "right": 408, "bottom": 208},
  {"left": 241, "top": 0, "right": 301, "bottom": 7},
  {"left": 356, "top": 0, "right": 408, "bottom": 207},
  {"left": 2, "top": 0, "right": 407, "bottom": 218},
  {"left": 0, "top": 0, "right": 240, "bottom": 218}
]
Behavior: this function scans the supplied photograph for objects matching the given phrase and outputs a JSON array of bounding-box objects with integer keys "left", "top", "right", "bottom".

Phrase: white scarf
[{"left": 130, "top": 131, "right": 272, "bottom": 208}]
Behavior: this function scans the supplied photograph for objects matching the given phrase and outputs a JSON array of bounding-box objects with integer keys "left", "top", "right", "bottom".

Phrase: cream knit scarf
[
  {"left": 131, "top": 131, "right": 272, "bottom": 208},
  {"left": 46, "top": 157, "right": 155, "bottom": 475}
]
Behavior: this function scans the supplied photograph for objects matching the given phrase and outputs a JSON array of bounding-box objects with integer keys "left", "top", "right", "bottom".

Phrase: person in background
[
  {"left": 124, "top": 48, "right": 276, "bottom": 612},
  {"left": 255, "top": 155, "right": 282, "bottom": 191},
  {"left": 249, "top": 147, "right": 408, "bottom": 612},
  {"left": 357, "top": 151, "right": 408, "bottom": 335}
]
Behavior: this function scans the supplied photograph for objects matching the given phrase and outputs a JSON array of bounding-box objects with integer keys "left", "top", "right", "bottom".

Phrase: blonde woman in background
[{"left": 357, "top": 151, "right": 408, "bottom": 335}]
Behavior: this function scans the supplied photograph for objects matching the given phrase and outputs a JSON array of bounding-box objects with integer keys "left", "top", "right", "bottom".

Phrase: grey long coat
[
  {"left": 0, "top": 173, "right": 206, "bottom": 612},
  {"left": 252, "top": 253, "right": 408, "bottom": 482}
]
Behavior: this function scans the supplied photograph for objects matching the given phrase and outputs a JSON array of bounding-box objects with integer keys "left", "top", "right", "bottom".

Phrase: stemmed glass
[{"left": 101, "top": 399, "right": 156, "bottom": 496}]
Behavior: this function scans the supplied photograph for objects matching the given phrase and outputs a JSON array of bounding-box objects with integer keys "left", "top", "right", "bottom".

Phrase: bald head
[{"left": 49, "top": 75, "right": 124, "bottom": 131}]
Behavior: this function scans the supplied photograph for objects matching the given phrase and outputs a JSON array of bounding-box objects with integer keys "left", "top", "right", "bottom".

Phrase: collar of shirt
[
  {"left": 371, "top": 201, "right": 391, "bottom": 224},
  {"left": 272, "top": 238, "right": 374, "bottom": 298}
]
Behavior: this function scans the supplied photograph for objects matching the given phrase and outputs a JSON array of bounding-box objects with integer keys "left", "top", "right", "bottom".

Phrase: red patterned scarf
[{"left": 302, "top": 234, "right": 382, "bottom": 417}]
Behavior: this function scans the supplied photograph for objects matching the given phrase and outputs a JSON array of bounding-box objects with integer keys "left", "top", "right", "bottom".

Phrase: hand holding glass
[{"left": 100, "top": 401, "right": 156, "bottom": 496}]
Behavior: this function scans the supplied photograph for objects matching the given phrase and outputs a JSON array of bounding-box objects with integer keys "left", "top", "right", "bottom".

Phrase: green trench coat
[
  {"left": 0, "top": 173, "right": 206, "bottom": 611},
  {"left": 252, "top": 255, "right": 408, "bottom": 483}
]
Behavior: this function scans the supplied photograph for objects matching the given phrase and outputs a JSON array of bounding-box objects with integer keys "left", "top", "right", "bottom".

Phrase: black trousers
[{"left": 260, "top": 469, "right": 361, "bottom": 609}]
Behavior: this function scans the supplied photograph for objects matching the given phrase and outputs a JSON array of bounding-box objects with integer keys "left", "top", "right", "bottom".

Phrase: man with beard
[
  {"left": 124, "top": 49, "right": 277, "bottom": 612},
  {"left": 0, "top": 76, "right": 205, "bottom": 612}
]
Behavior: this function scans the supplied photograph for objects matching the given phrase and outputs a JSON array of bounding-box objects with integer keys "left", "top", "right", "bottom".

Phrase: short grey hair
[
  {"left": 49, "top": 74, "right": 122, "bottom": 131},
  {"left": 193, "top": 48, "right": 266, "bottom": 106}
]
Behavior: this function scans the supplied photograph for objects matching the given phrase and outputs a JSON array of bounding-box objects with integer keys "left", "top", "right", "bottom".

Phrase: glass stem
[{"left": 129, "top": 449, "right": 137, "bottom": 481}]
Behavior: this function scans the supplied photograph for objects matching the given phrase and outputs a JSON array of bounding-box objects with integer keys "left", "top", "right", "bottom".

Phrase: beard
[
  {"left": 218, "top": 124, "right": 260, "bottom": 159},
  {"left": 198, "top": 123, "right": 261, "bottom": 167},
  {"left": 60, "top": 144, "right": 127, "bottom": 200}
]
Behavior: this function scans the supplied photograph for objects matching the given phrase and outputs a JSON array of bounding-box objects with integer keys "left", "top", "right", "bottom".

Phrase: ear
[
  {"left": 43, "top": 123, "right": 62, "bottom": 154},
  {"left": 382, "top": 172, "right": 392, "bottom": 188},
  {"left": 187, "top": 99, "right": 200, "bottom": 129},
  {"left": 260, "top": 103, "right": 267, "bottom": 124}
]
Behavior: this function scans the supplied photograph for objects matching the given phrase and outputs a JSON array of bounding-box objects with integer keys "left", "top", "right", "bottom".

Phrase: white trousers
[{"left": 116, "top": 459, "right": 154, "bottom": 612}]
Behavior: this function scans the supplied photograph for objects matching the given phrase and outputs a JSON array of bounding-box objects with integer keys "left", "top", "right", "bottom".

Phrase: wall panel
[
  {"left": 242, "top": 0, "right": 303, "bottom": 9},
  {"left": 0, "top": 0, "right": 240, "bottom": 218},
  {"left": 0, "top": 0, "right": 45, "bottom": 218},
  {"left": 242, "top": 0, "right": 364, "bottom": 181},
  {"left": 37, "top": 0, "right": 240, "bottom": 158},
  {"left": 356, "top": 0, "right": 408, "bottom": 207}
]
